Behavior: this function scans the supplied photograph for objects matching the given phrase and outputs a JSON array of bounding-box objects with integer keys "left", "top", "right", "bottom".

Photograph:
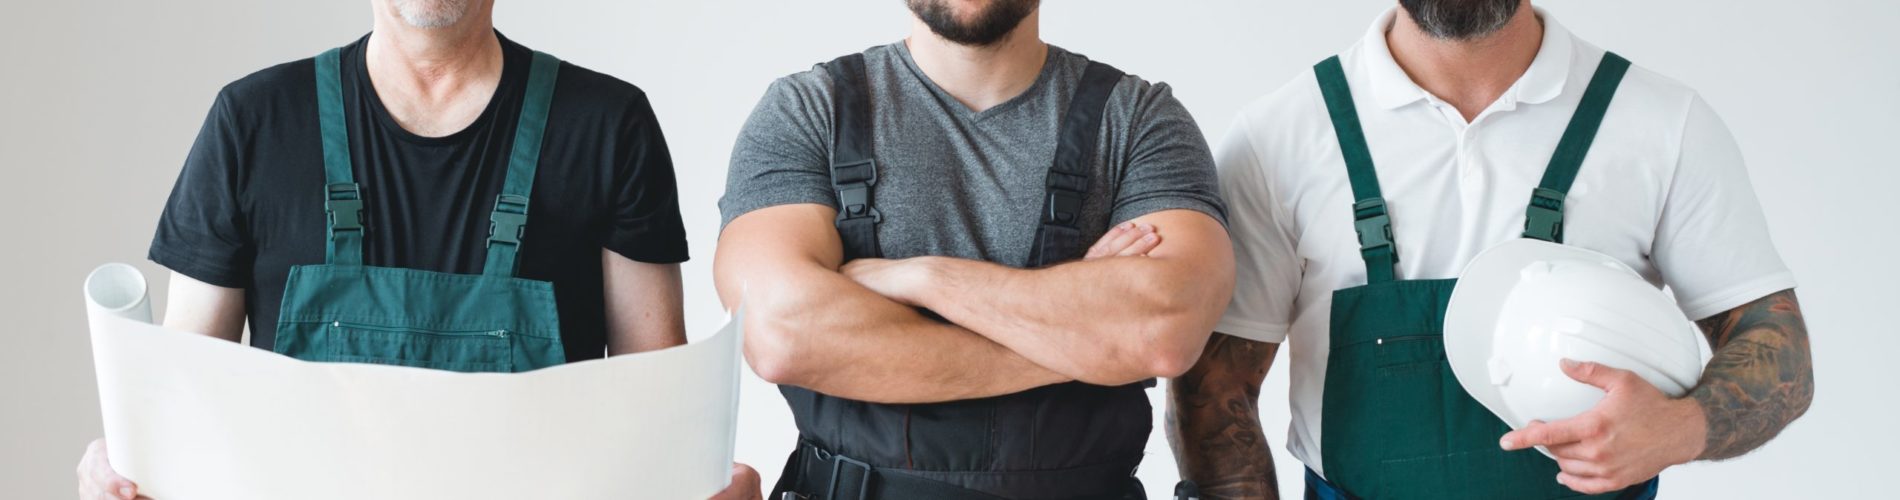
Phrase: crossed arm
[{"left": 714, "top": 204, "right": 1234, "bottom": 402}]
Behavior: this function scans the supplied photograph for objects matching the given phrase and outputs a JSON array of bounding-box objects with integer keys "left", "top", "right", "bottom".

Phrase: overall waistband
[
  {"left": 779, "top": 441, "right": 1142, "bottom": 500},
  {"left": 1302, "top": 467, "right": 1661, "bottom": 500}
]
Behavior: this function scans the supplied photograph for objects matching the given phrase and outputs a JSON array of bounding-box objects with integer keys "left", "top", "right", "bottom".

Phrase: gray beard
[
  {"left": 395, "top": 0, "right": 470, "bottom": 29},
  {"left": 1401, "top": 0, "right": 1521, "bottom": 41}
]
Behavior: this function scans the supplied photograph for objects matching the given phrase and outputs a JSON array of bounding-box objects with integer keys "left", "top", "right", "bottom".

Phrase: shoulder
[
  {"left": 212, "top": 56, "right": 319, "bottom": 121},
  {"left": 1574, "top": 38, "right": 1703, "bottom": 134}
]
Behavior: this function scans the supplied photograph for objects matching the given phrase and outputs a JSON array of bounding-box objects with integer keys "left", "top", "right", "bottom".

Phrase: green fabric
[
  {"left": 1524, "top": 52, "right": 1631, "bottom": 243},
  {"left": 1310, "top": 53, "right": 1640, "bottom": 499},
  {"left": 484, "top": 50, "right": 561, "bottom": 277},
  {"left": 315, "top": 48, "right": 364, "bottom": 266},
  {"left": 1316, "top": 56, "right": 1398, "bottom": 283},
  {"left": 1321, "top": 279, "right": 1603, "bottom": 499},
  {"left": 275, "top": 47, "right": 567, "bottom": 373}
]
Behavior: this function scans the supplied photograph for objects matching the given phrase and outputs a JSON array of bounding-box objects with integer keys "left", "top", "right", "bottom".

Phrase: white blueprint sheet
[{"left": 85, "top": 308, "right": 740, "bottom": 499}]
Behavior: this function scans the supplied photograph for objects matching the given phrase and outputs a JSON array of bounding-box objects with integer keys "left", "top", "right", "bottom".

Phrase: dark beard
[
  {"left": 906, "top": 0, "right": 1040, "bottom": 47},
  {"left": 1399, "top": 0, "right": 1522, "bottom": 41}
]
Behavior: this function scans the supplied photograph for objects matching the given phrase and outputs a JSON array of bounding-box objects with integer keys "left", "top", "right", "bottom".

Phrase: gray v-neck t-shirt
[{"left": 721, "top": 42, "right": 1225, "bottom": 266}]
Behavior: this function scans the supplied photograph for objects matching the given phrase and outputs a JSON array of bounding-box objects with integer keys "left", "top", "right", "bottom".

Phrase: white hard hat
[{"left": 1445, "top": 239, "right": 1703, "bottom": 444}]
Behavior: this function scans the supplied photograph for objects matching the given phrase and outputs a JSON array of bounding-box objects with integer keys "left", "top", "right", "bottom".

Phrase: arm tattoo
[
  {"left": 1689, "top": 288, "right": 1814, "bottom": 461},
  {"left": 1167, "top": 334, "right": 1280, "bottom": 500}
]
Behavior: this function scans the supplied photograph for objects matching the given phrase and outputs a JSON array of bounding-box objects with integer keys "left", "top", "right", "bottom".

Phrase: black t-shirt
[{"left": 150, "top": 33, "right": 688, "bottom": 363}]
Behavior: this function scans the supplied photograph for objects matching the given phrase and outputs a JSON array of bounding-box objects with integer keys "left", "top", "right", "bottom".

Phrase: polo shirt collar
[{"left": 1361, "top": 6, "right": 1576, "bottom": 110}]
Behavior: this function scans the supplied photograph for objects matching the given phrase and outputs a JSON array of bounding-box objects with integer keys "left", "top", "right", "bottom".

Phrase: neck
[
  {"left": 1386, "top": 1, "right": 1541, "bottom": 121},
  {"left": 905, "top": 10, "right": 1047, "bottom": 113},
  {"left": 364, "top": 5, "right": 502, "bottom": 136}
]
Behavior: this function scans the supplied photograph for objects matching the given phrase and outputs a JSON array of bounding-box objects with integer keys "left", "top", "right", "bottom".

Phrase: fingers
[
  {"left": 1500, "top": 417, "right": 1597, "bottom": 450},
  {"left": 1557, "top": 472, "right": 1626, "bottom": 495},
  {"left": 709, "top": 463, "right": 763, "bottom": 500},
  {"left": 1087, "top": 222, "right": 1152, "bottom": 259},
  {"left": 1115, "top": 230, "right": 1161, "bottom": 257},
  {"left": 1560, "top": 358, "right": 1639, "bottom": 391},
  {"left": 78, "top": 439, "right": 137, "bottom": 500}
]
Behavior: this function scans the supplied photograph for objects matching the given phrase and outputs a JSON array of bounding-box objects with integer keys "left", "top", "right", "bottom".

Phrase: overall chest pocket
[{"left": 277, "top": 320, "right": 515, "bottom": 373}]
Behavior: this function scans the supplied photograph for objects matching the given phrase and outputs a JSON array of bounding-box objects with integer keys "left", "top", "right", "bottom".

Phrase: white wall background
[{"left": 2, "top": 1, "right": 1893, "bottom": 498}]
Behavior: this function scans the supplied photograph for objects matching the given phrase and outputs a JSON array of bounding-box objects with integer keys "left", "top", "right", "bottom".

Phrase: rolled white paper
[{"left": 84, "top": 263, "right": 151, "bottom": 324}]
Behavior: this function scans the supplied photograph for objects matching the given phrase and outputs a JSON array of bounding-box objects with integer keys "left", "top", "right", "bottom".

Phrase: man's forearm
[
  {"left": 740, "top": 262, "right": 1069, "bottom": 404},
  {"left": 1168, "top": 334, "right": 1279, "bottom": 500},
  {"left": 907, "top": 251, "right": 1232, "bottom": 386},
  {"left": 1689, "top": 288, "right": 1814, "bottom": 461}
]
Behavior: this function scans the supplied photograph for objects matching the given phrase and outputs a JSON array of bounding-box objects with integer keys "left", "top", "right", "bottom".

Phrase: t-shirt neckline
[
  {"left": 348, "top": 30, "right": 522, "bottom": 147},
  {"left": 891, "top": 40, "right": 1062, "bottom": 123}
]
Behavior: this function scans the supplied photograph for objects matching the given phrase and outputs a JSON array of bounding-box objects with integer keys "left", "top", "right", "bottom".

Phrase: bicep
[
  {"left": 602, "top": 250, "right": 684, "bottom": 355},
  {"left": 1123, "top": 209, "right": 1235, "bottom": 278},
  {"left": 713, "top": 203, "right": 843, "bottom": 309},
  {"left": 161, "top": 271, "right": 245, "bottom": 342}
]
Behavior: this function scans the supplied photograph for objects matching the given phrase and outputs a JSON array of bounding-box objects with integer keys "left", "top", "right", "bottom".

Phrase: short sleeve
[
  {"left": 1107, "top": 81, "right": 1228, "bottom": 227},
  {"left": 1213, "top": 114, "right": 1300, "bottom": 343},
  {"left": 1652, "top": 96, "right": 1795, "bottom": 320},
  {"left": 718, "top": 74, "right": 837, "bottom": 227},
  {"left": 149, "top": 91, "right": 253, "bottom": 288},
  {"left": 604, "top": 92, "right": 690, "bottom": 264}
]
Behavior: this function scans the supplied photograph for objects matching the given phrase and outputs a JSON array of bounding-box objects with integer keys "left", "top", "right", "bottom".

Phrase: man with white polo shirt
[{"left": 1166, "top": 1, "right": 1813, "bottom": 499}]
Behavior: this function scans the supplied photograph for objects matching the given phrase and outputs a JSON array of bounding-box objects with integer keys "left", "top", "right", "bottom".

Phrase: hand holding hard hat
[{"left": 1446, "top": 239, "right": 1709, "bottom": 494}]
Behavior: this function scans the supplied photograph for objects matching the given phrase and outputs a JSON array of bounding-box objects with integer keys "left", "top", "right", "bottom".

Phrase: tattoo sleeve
[
  {"left": 1689, "top": 288, "right": 1814, "bottom": 461},
  {"left": 1167, "top": 333, "right": 1280, "bottom": 500}
]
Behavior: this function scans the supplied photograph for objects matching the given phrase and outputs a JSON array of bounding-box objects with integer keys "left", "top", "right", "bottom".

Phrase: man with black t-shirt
[{"left": 74, "top": 1, "right": 760, "bottom": 499}]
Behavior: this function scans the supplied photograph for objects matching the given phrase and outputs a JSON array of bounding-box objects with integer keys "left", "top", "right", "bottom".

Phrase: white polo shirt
[{"left": 1213, "top": 8, "right": 1796, "bottom": 477}]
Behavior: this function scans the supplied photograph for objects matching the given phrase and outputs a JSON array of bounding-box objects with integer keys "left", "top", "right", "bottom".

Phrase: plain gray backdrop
[{"left": 2, "top": 1, "right": 1893, "bottom": 498}]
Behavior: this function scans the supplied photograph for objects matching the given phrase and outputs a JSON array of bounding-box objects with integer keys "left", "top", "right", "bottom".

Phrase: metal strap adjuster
[
  {"left": 324, "top": 183, "right": 364, "bottom": 235},
  {"left": 1352, "top": 197, "right": 1398, "bottom": 261},
  {"left": 824, "top": 452, "right": 872, "bottom": 500},
  {"left": 1524, "top": 187, "right": 1567, "bottom": 242},
  {"left": 487, "top": 194, "right": 530, "bottom": 247}
]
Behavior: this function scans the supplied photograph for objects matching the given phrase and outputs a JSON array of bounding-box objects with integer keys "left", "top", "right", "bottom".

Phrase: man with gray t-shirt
[{"left": 714, "top": 1, "right": 1233, "bottom": 498}]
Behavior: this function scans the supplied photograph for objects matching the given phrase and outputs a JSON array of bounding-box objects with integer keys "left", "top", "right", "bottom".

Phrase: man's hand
[
  {"left": 77, "top": 438, "right": 144, "bottom": 500},
  {"left": 708, "top": 463, "right": 762, "bottom": 500},
  {"left": 1499, "top": 359, "right": 1704, "bottom": 494},
  {"left": 841, "top": 222, "right": 1162, "bottom": 303}
]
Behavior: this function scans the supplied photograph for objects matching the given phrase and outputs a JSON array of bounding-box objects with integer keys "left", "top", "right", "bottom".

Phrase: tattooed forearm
[
  {"left": 1689, "top": 288, "right": 1814, "bottom": 461},
  {"left": 1167, "top": 333, "right": 1280, "bottom": 500}
]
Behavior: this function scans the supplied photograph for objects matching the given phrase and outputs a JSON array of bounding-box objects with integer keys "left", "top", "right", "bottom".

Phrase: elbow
[
  {"left": 1133, "top": 273, "right": 1229, "bottom": 380},
  {"left": 1142, "top": 321, "right": 1208, "bottom": 379},
  {"left": 739, "top": 285, "right": 808, "bottom": 386}
]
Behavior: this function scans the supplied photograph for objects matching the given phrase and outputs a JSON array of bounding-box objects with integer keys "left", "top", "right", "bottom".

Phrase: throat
[{"left": 365, "top": 31, "right": 505, "bottom": 138}]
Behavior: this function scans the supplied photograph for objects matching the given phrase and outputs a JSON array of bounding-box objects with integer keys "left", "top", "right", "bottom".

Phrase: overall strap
[
  {"left": 482, "top": 51, "right": 561, "bottom": 277},
  {"left": 1523, "top": 52, "right": 1630, "bottom": 243},
  {"left": 825, "top": 53, "right": 882, "bottom": 261},
  {"left": 315, "top": 47, "right": 365, "bottom": 266},
  {"left": 1027, "top": 61, "right": 1125, "bottom": 268},
  {"left": 1315, "top": 56, "right": 1398, "bottom": 283}
]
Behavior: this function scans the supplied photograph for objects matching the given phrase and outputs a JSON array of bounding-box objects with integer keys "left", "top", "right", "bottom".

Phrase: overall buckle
[
  {"left": 824, "top": 452, "right": 872, "bottom": 500},
  {"left": 831, "top": 159, "right": 880, "bottom": 223},
  {"left": 1523, "top": 187, "right": 1567, "bottom": 242},
  {"left": 1352, "top": 197, "right": 1397, "bottom": 262},
  {"left": 487, "top": 194, "right": 530, "bottom": 248},
  {"left": 1044, "top": 171, "right": 1088, "bottom": 226},
  {"left": 324, "top": 183, "right": 364, "bottom": 236}
]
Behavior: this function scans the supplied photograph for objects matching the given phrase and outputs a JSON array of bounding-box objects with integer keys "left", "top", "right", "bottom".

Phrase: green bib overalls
[
  {"left": 1311, "top": 52, "right": 1655, "bottom": 499},
  {"left": 270, "top": 47, "right": 567, "bottom": 373}
]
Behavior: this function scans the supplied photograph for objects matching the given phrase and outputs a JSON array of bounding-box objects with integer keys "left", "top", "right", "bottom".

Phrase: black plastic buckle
[
  {"left": 1352, "top": 197, "right": 1397, "bottom": 260},
  {"left": 1524, "top": 187, "right": 1567, "bottom": 242},
  {"left": 823, "top": 450, "right": 871, "bottom": 500},
  {"left": 831, "top": 159, "right": 880, "bottom": 223},
  {"left": 487, "top": 194, "right": 530, "bottom": 248},
  {"left": 324, "top": 183, "right": 364, "bottom": 235},
  {"left": 1044, "top": 171, "right": 1088, "bottom": 226}
]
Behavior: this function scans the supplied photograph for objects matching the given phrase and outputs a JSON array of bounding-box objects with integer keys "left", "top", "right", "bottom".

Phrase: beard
[
  {"left": 393, "top": 0, "right": 472, "bottom": 29},
  {"left": 905, "top": 0, "right": 1040, "bottom": 47},
  {"left": 1398, "top": 0, "right": 1522, "bottom": 41}
]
